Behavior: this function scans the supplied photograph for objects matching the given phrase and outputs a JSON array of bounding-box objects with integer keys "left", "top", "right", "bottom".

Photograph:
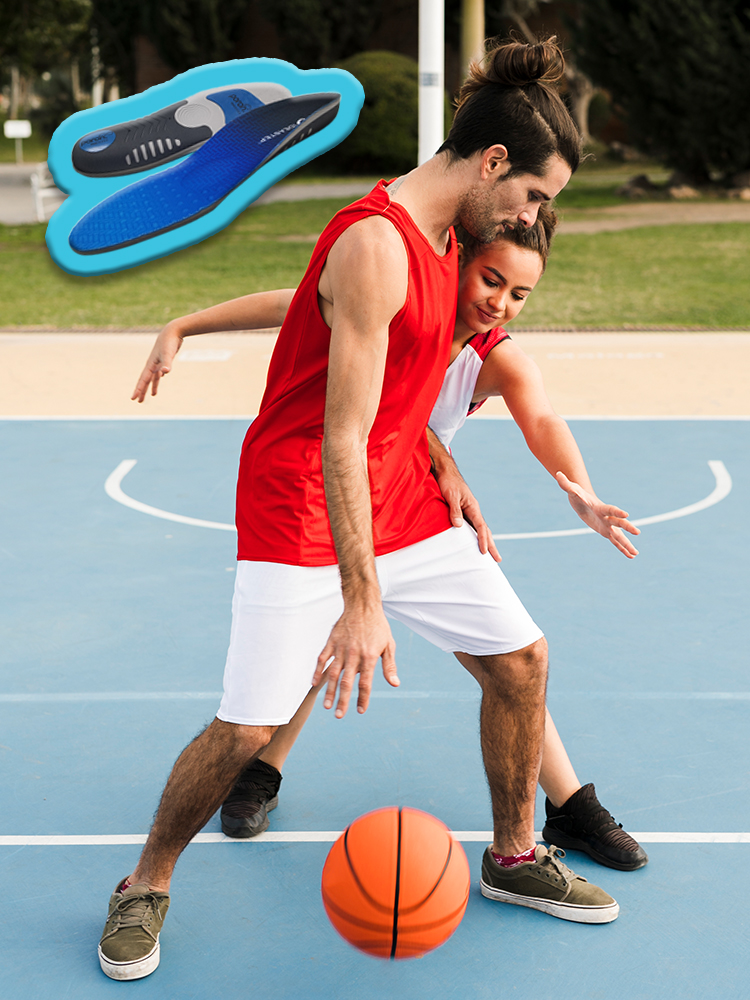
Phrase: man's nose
[{"left": 517, "top": 203, "right": 541, "bottom": 229}]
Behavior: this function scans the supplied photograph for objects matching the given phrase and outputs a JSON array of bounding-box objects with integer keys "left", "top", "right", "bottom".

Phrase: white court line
[
  {"left": 1, "top": 832, "right": 749, "bottom": 846},
  {"left": 3, "top": 690, "right": 750, "bottom": 703},
  {"left": 103, "top": 459, "right": 732, "bottom": 538},
  {"left": 104, "top": 460, "right": 235, "bottom": 531},
  {"left": 493, "top": 460, "right": 731, "bottom": 539}
]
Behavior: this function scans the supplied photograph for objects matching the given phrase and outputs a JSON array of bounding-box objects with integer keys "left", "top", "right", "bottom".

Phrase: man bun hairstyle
[
  {"left": 439, "top": 37, "right": 582, "bottom": 177},
  {"left": 457, "top": 202, "right": 558, "bottom": 272}
]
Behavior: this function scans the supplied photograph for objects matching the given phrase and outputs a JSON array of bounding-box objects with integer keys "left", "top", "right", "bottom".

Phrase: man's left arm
[{"left": 311, "top": 217, "right": 409, "bottom": 718}]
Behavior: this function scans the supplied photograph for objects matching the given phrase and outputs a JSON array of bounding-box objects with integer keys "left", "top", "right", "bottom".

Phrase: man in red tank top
[{"left": 98, "top": 40, "right": 620, "bottom": 983}]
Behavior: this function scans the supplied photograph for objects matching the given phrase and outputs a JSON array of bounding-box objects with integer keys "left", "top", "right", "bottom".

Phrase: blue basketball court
[{"left": 1, "top": 415, "right": 747, "bottom": 999}]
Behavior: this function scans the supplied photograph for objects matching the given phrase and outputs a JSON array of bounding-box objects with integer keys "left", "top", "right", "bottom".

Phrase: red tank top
[{"left": 236, "top": 181, "right": 457, "bottom": 566}]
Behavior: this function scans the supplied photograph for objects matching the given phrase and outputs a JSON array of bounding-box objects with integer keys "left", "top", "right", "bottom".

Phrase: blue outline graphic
[{"left": 46, "top": 59, "right": 364, "bottom": 276}]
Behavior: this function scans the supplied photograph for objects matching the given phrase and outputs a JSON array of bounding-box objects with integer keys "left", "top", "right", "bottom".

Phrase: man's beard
[{"left": 456, "top": 185, "right": 513, "bottom": 244}]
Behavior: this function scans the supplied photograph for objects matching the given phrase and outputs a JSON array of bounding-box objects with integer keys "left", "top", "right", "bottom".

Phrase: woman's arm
[
  {"left": 476, "top": 341, "right": 640, "bottom": 558},
  {"left": 132, "top": 288, "right": 296, "bottom": 402}
]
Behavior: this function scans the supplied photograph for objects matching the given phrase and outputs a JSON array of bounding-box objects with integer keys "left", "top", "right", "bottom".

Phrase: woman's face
[{"left": 456, "top": 242, "right": 544, "bottom": 335}]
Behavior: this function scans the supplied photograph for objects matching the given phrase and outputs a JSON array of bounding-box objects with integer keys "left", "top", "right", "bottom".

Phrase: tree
[
  {"left": 0, "top": 0, "right": 90, "bottom": 117},
  {"left": 572, "top": 0, "right": 750, "bottom": 183},
  {"left": 0, "top": 0, "right": 91, "bottom": 74},
  {"left": 258, "top": 0, "right": 384, "bottom": 69},
  {"left": 91, "top": 0, "right": 249, "bottom": 95}
]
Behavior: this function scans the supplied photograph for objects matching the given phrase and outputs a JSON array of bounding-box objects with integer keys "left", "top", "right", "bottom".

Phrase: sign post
[
  {"left": 418, "top": 0, "right": 445, "bottom": 165},
  {"left": 3, "top": 120, "right": 32, "bottom": 164}
]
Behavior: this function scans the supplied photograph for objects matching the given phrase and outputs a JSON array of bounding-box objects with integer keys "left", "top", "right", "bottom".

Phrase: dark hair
[
  {"left": 456, "top": 202, "right": 558, "bottom": 272},
  {"left": 439, "top": 37, "right": 581, "bottom": 177}
]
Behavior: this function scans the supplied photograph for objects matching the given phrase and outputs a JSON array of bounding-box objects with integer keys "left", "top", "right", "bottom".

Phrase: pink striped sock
[{"left": 491, "top": 846, "right": 537, "bottom": 868}]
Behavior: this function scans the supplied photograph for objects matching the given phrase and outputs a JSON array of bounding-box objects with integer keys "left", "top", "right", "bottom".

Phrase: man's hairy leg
[
  {"left": 455, "top": 639, "right": 548, "bottom": 856},
  {"left": 131, "top": 718, "right": 277, "bottom": 891}
]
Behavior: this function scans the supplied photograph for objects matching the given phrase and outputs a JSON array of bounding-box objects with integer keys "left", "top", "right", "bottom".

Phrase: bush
[{"left": 317, "top": 51, "right": 418, "bottom": 175}]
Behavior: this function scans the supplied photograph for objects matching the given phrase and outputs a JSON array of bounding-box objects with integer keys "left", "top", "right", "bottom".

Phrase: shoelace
[
  {"left": 538, "top": 846, "right": 576, "bottom": 884},
  {"left": 577, "top": 803, "right": 639, "bottom": 850},
  {"left": 103, "top": 893, "right": 163, "bottom": 942}
]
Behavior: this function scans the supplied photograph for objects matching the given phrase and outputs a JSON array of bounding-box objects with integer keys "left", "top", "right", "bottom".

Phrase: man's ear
[{"left": 480, "top": 144, "right": 510, "bottom": 180}]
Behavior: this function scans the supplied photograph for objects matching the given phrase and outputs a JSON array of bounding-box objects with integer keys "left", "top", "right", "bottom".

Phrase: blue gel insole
[{"left": 69, "top": 93, "right": 340, "bottom": 255}]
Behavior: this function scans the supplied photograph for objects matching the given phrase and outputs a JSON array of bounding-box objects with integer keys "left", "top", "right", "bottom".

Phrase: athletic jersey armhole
[{"left": 466, "top": 328, "right": 510, "bottom": 415}]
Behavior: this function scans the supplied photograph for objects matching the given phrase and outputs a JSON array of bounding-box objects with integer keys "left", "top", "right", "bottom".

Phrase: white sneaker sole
[
  {"left": 98, "top": 939, "right": 160, "bottom": 980},
  {"left": 480, "top": 879, "right": 619, "bottom": 924}
]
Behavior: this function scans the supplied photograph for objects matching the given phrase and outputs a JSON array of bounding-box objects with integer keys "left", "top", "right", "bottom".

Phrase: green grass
[
  {"left": 519, "top": 223, "right": 750, "bottom": 328},
  {"left": 0, "top": 132, "right": 50, "bottom": 164},
  {"left": 0, "top": 200, "right": 352, "bottom": 327},
  {"left": 1, "top": 200, "right": 749, "bottom": 328}
]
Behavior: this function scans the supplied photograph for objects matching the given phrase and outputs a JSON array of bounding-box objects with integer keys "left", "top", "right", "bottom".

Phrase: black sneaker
[
  {"left": 542, "top": 783, "right": 648, "bottom": 871},
  {"left": 220, "top": 758, "right": 282, "bottom": 838}
]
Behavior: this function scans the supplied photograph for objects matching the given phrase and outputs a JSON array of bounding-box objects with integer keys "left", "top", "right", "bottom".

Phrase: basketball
[{"left": 321, "top": 806, "right": 471, "bottom": 959}]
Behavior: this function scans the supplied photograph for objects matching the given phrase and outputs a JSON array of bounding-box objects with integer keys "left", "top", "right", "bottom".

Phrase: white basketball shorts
[{"left": 217, "top": 523, "right": 543, "bottom": 726}]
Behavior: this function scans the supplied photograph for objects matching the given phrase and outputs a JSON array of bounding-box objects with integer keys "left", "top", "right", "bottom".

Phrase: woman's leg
[
  {"left": 220, "top": 684, "right": 321, "bottom": 837},
  {"left": 258, "top": 684, "right": 321, "bottom": 771},
  {"left": 538, "top": 709, "right": 581, "bottom": 808}
]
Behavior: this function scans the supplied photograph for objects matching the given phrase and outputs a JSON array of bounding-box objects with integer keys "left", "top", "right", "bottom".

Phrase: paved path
[
  {"left": 559, "top": 200, "right": 750, "bottom": 234},
  {"left": 0, "top": 165, "right": 373, "bottom": 225},
  {"left": 3, "top": 163, "right": 750, "bottom": 231},
  {"left": 1, "top": 330, "right": 748, "bottom": 417}
]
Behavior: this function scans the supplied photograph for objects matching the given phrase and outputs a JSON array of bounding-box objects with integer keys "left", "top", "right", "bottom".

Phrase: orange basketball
[{"left": 321, "top": 806, "right": 470, "bottom": 959}]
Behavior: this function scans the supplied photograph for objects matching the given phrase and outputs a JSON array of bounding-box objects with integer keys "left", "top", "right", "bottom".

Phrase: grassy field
[
  {"left": 1, "top": 196, "right": 749, "bottom": 328},
  {"left": 0, "top": 132, "right": 49, "bottom": 165}
]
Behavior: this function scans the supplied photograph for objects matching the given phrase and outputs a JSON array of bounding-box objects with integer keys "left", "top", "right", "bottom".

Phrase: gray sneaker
[
  {"left": 480, "top": 844, "right": 619, "bottom": 923},
  {"left": 98, "top": 879, "right": 170, "bottom": 980}
]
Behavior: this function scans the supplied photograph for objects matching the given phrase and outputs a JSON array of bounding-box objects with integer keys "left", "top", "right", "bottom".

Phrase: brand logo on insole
[
  {"left": 229, "top": 93, "right": 253, "bottom": 114},
  {"left": 259, "top": 118, "right": 306, "bottom": 143},
  {"left": 79, "top": 130, "right": 117, "bottom": 152}
]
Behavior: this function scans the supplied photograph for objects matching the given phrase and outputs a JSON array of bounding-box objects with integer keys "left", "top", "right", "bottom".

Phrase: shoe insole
[
  {"left": 69, "top": 93, "right": 340, "bottom": 255},
  {"left": 72, "top": 83, "right": 292, "bottom": 177}
]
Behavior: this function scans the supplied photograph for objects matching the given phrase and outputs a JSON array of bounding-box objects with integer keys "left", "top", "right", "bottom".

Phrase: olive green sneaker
[
  {"left": 98, "top": 879, "right": 170, "bottom": 980},
  {"left": 480, "top": 844, "right": 619, "bottom": 924}
]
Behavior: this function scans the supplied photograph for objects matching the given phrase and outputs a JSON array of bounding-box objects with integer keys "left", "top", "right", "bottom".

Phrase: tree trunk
[
  {"left": 461, "top": 0, "right": 485, "bottom": 77},
  {"left": 564, "top": 64, "right": 594, "bottom": 146},
  {"left": 71, "top": 60, "right": 83, "bottom": 109},
  {"left": 9, "top": 65, "right": 21, "bottom": 119}
]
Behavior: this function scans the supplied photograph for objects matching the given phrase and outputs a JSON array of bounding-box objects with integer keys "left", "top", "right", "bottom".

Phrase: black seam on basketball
[
  {"left": 390, "top": 808, "right": 403, "bottom": 959},
  {"left": 321, "top": 890, "right": 400, "bottom": 933},
  {"left": 342, "top": 822, "right": 393, "bottom": 914},
  {"left": 397, "top": 836, "right": 454, "bottom": 915}
]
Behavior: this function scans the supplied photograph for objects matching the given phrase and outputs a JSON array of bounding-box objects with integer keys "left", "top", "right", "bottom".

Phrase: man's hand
[
  {"left": 132, "top": 322, "right": 184, "bottom": 402},
  {"left": 428, "top": 428, "right": 501, "bottom": 562},
  {"left": 556, "top": 471, "right": 640, "bottom": 558},
  {"left": 312, "top": 604, "right": 399, "bottom": 718}
]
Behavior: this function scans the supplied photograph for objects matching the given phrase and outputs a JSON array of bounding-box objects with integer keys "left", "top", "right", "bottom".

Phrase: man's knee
[
  {"left": 476, "top": 637, "right": 548, "bottom": 696},
  {"left": 206, "top": 717, "right": 278, "bottom": 760}
]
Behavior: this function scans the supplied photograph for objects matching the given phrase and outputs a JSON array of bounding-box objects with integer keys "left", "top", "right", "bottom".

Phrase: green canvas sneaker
[
  {"left": 98, "top": 879, "right": 170, "bottom": 980},
  {"left": 480, "top": 844, "right": 619, "bottom": 923}
]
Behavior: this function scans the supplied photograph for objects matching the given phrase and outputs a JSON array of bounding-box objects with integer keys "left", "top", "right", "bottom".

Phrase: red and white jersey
[{"left": 429, "top": 328, "right": 510, "bottom": 446}]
